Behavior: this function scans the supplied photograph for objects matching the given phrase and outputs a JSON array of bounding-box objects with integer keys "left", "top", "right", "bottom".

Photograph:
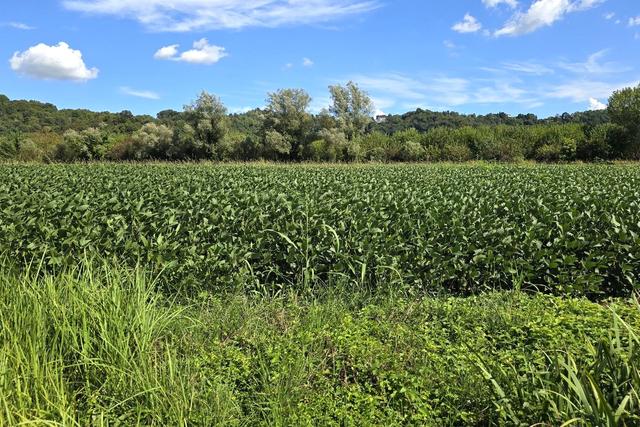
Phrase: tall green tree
[
  {"left": 264, "top": 89, "right": 312, "bottom": 160},
  {"left": 184, "top": 91, "right": 228, "bottom": 159},
  {"left": 608, "top": 85, "right": 640, "bottom": 158},
  {"left": 329, "top": 81, "right": 374, "bottom": 140}
]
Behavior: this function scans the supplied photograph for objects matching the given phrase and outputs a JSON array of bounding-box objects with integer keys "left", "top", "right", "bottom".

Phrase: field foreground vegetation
[
  {"left": 1, "top": 163, "right": 639, "bottom": 425},
  {"left": 1, "top": 264, "right": 639, "bottom": 426}
]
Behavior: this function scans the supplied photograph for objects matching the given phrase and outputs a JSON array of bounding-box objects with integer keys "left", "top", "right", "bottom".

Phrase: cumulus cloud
[
  {"left": 153, "top": 45, "right": 179, "bottom": 60},
  {"left": 495, "top": 0, "right": 604, "bottom": 37},
  {"left": 483, "top": 0, "right": 518, "bottom": 8},
  {"left": 303, "top": 57, "right": 314, "bottom": 67},
  {"left": 589, "top": 97, "right": 607, "bottom": 110},
  {"left": 629, "top": 16, "right": 640, "bottom": 27},
  {"left": 62, "top": 0, "right": 380, "bottom": 32},
  {"left": 120, "top": 87, "right": 160, "bottom": 100},
  {"left": 154, "top": 39, "right": 227, "bottom": 64},
  {"left": 452, "top": 14, "right": 482, "bottom": 33},
  {"left": 10, "top": 42, "right": 98, "bottom": 81}
]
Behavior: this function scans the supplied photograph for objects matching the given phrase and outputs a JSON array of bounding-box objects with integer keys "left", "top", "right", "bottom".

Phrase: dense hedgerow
[
  {"left": 2, "top": 84, "right": 640, "bottom": 163},
  {"left": 1, "top": 163, "right": 638, "bottom": 297}
]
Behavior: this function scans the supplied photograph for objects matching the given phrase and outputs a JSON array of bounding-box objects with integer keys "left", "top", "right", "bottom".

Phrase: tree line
[{"left": 1, "top": 83, "right": 639, "bottom": 162}]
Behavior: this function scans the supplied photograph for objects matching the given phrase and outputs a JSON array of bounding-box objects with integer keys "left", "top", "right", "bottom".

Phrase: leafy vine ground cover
[{"left": 0, "top": 163, "right": 638, "bottom": 296}]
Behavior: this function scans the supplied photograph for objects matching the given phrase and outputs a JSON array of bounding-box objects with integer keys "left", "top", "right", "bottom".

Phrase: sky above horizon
[{"left": 2, "top": 0, "right": 639, "bottom": 118}]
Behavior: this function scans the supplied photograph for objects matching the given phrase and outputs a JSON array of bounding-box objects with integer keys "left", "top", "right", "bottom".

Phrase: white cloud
[
  {"left": 3, "top": 22, "right": 35, "bottom": 30},
  {"left": 502, "top": 61, "right": 554, "bottom": 75},
  {"left": 351, "top": 73, "right": 539, "bottom": 109},
  {"left": 348, "top": 67, "right": 637, "bottom": 113},
  {"left": 547, "top": 79, "right": 638, "bottom": 102},
  {"left": 588, "top": 97, "right": 607, "bottom": 110},
  {"left": 443, "top": 40, "right": 462, "bottom": 57},
  {"left": 495, "top": 0, "right": 604, "bottom": 37},
  {"left": 603, "top": 12, "right": 614, "bottom": 20},
  {"left": 452, "top": 14, "right": 482, "bottom": 33},
  {"left": 569, "top": 0, "right": 605, "bottom": 12},
  {"left": 483, "top": 0, "right": 518, "bottom": 8},
  {"left": 303, "top": 57, "right": 314, "bottom": 67},
  {"left": 153, "top": 45, "right": 179, "bottom": 60},
  {"left": 9, "top": 42, "right": 98, "bottom": 81},
  {"left": 180, "top": 39, "right": 227, "bottom": 64},
  {"left": 62, "top": 0, "right": 380, "bottom": 32},
  {"left": 154, "top": 39, "right": 227, "bottom": 64},
  {"left": 474, "top": 82, "right": 528, "bottom": 104},
  {"left": 559, "top": 50, "right": 628, "bottom": 74},
  {"left": 443, "top": 40, "right": 457, "bottom": 49},
  {"left": 354, "top": 74, "right": 430, "bottom": 101},
  {"left": 629, "top": 16, "right": 640, "bottom": 27},
  {"left": 120, "top": 86, "right": 160, "bottom": 100},
  {"left": 371, "top": 97, "right": 395, "bottom": 116}
]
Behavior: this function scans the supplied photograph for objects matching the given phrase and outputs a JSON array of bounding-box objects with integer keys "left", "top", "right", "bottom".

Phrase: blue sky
[{"left": 2, "top": 0, "right": 639, "bottom": 117}]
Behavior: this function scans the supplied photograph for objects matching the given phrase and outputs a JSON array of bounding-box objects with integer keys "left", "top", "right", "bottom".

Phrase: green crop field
[
  {"left": 1, "top": 163, "right": 639, "bottom": 425},
  {"left": 1, "top": 163, "right": 639, "bottom": 296}
]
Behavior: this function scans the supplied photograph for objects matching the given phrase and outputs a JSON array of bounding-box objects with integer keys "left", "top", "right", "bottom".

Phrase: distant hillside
[
  {"left": 370, "top": 108, "right": 610, "bottom": 134},
  {"left": 0, "top": 94, "right": 609, "bottom": 137},
  {"left": 0, "top": 95, "right": 154, "bottom": 135}
]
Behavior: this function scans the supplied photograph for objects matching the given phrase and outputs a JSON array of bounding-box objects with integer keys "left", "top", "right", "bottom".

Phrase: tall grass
[{"left": 0, "top": 264, "right": 240, "bottom": 426}]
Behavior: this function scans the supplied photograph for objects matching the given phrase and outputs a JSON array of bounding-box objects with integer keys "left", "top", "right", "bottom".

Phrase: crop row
[{"left": 0, "top": 163, "right": 638, "bottom": 296}]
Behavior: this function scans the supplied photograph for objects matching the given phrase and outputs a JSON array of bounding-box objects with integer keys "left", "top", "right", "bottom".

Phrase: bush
[
  {"left": 308, "top": 128, "right": 350, "bottom": 162},
  {"left": 391, "top": 129, "right": 425, "bottom": 161},
  {"left": 115, "top": 123, "right": 173, "bottom": 160},
  {"left": 399, "top": 141, "right": 425, "bottom": 161},
  {"left": 442, "top": 143, "right": 473, "bottom": 162},
  {"left": 219, "top": 131, "right": 247, "bottom": 161},
  {"left": 0, "top": 136, "right": 18, "bottom": 160},
  {"left": 308, "top": 139, "right": 337, "bottom": 162},
  {"left": 55, "top": 130, "right": 90, "bottom": 161},
  {"left": 54, "top": 128, "right": 110, "bottom": 162},
  {"left": 423, "top": 144, "right": 442, "bottom": 161},
  {"left": 535, "top": 144, "right": 561, "bottom": 162},
  {"left": 263, "top": 130, "right": 291, "bottom": 160},
  {"left": 578, "top": 123, "right": 618, "bottom": 160},
  {"left": 422, "top": 127, "right": 455, "bottom": 149},
  {"left": 357, "top": 132, "right": 391, "bottom": 161},
  {"left": 477, "top": 127, "right": 525, "bottom": 162}
]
